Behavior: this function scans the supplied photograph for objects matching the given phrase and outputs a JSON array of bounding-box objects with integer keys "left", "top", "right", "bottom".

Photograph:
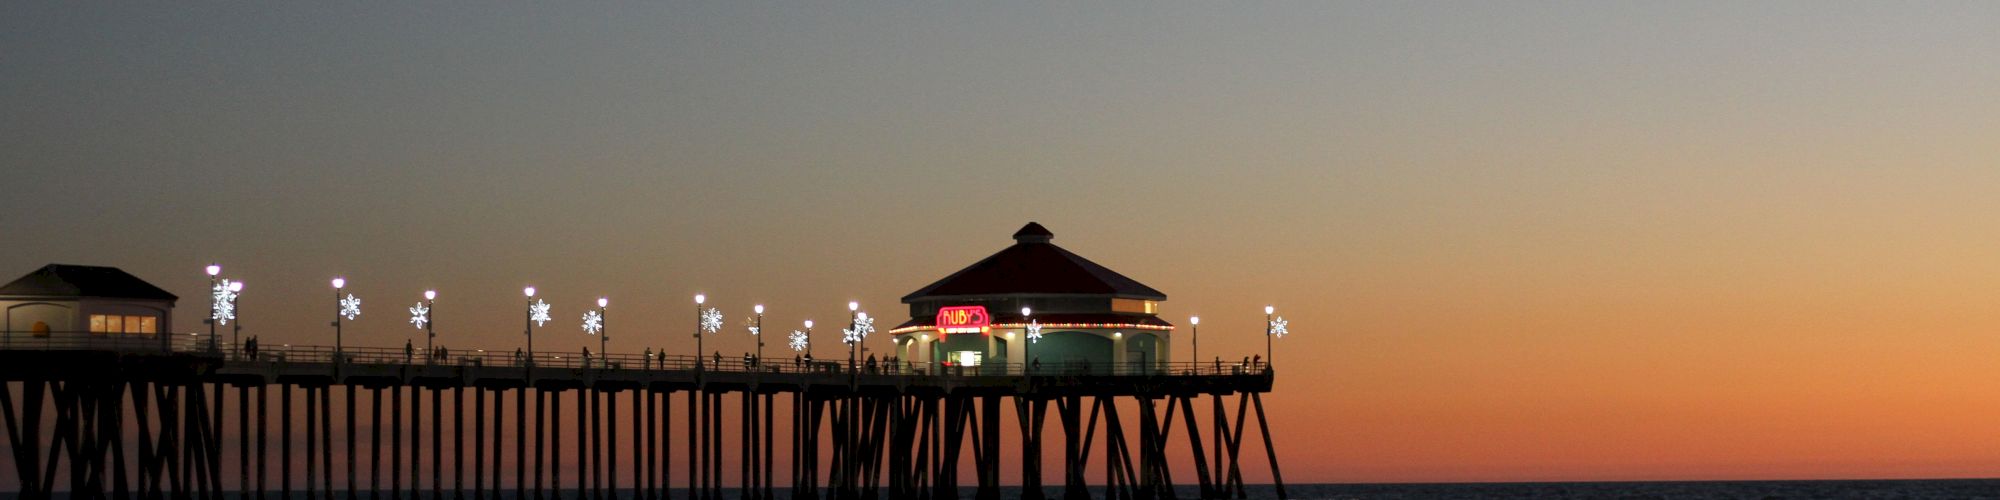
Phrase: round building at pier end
[{"left": 890, "top": 222, "right": 1172, "bottom": 375}]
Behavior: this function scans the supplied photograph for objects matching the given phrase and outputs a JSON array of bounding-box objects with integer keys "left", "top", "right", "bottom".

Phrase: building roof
[
  {"left": 891, "top": 312, "right": 1176, "bottom": 333},
  {"left": 901, "top": 223, "right": 1166, "bottom": 302},
  {"left": 0, "top": 264, "right": 178, "bottom": 301}
]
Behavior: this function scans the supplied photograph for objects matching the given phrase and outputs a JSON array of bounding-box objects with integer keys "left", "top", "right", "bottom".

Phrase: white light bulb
[
  {"left": 424, "top": 290, "right": 436, "bottom": 301},
  {"left": 524, "top": 286, "right": 536, "bottom": 298},
  {"left": 848, "top": 301, "right": 858, "bottom": 312},
  {"left": 229, "top": 281, "right": 244, "bottom": 292},
  {"left": 1191, "top": 316, "right": 1200, "bottom": 325},
  {"left": 206, "top": 264, "right": 221, "bottom": 277},
  {"left": 597, "top": 297, "right": 608, "bottom": 308},
  {"left": 331, "top": 277, "right": 345, "bottom": 289},
  {"left": 804, "top": 320, "right": 814, "bottom": 329},
  {"left": 754, "top": 304, "right": 764, "bottom": 315},
  {"left": 1114, "top": 331, "right": 1122, "bottom": 338},
  {"left": 1022, "top": 307, "right": 1031, "bottom": 317},
  {"left": 695, "top": 294, "right": 705, "bottom": 305},
  {"left": 1265, "top": 305, "right": 1275, "bottom": 315}
]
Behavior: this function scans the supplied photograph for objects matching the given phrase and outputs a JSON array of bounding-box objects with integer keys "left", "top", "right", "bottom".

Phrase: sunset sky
[{"left": 7, "top": 2, "right": 2000, "bottom": 484}]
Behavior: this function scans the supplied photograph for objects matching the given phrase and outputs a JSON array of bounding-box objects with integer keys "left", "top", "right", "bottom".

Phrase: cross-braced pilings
[{"left": 1, "top": 345, "right": 1283, "bottom": 500}]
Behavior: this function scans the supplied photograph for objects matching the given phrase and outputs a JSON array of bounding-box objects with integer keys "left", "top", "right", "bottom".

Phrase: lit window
[{"left": 87, "top": 314, "right": 158, "bottom": 335}]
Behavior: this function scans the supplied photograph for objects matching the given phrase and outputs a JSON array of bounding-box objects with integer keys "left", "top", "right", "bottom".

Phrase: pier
[{"left": 0, "top": 337, "right": 1283, "bottom": 500}]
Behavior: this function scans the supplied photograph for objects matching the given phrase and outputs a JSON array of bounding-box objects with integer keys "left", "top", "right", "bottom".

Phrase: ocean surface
[{"left": 16, "top": 481, "right": 2000, "bottom": 499}]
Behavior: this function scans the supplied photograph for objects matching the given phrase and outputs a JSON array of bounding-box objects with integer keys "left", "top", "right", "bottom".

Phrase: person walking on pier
[
  {"left": 644, "top": 347, "right": 652, "bottom": 369},
  {"left": 405, "top": 339, "right": 414, "bottom": 364}
]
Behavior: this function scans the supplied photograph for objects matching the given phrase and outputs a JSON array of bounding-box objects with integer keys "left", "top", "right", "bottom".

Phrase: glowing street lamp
[
  {"left": 695, "top": 294, "right": 722, "bottom": 370},
  {"left": 582, "top": 297, "right": 607, "bottom": 368},
  {"left": 205, "top": 264, "right": 220, "bottom": 330},
  {"left": 205, "top": 264, "right": 233, "bottom": 353},
  {"left": 842, "top": 302, "right": 874, "bottom": 372},
  {"left": 228, "top": 280, "right": 244, "bottom": 358},
  {"left": 695, "top": 293, "right": 705, "bottom": 369},
  {"left": 1190, "top": 315, "right": 1201, "bottom": 369},
  {"left": 411, "top": 291, "right": 435, "bottom": 364},
  {"left": 332, "top": 277, "right": 357, "bottom": 363},
  {"left": 844, "top": 300, "right": 860, "bottom": 372},
  {"left": 525, "top": 287, "right": 549, "bottom": 367},
  {"left": 1022, "top": 307, "right": 1040, "bottom": 372},
  {"left": 1263, "top": 305, "right": 1275, "bottom": 366},
  {"left": 751, "top": 304, "right": 765, "bottom": 368}
]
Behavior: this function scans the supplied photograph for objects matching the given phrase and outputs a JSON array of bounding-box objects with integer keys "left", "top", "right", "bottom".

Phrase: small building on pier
[
  {"left": 1, "top": 264, "right": 176, "bottom": 341},
  {"left": 891, "top": 223, "right": 1172, "bottom": 374}
]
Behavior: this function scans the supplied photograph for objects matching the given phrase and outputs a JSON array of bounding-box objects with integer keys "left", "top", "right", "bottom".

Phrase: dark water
[{"left": 20, "top": 481, "right": 2000, "bottom": 499}]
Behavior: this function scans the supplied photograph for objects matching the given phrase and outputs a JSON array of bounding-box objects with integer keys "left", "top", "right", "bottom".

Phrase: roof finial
[{"left": 1013, "top": 222, "right": 1053, "bottom": 244}]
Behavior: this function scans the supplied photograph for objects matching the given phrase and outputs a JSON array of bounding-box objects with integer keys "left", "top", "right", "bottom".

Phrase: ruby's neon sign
[{"left": 935, "top": 306, "right": 990, "bottom": 337}]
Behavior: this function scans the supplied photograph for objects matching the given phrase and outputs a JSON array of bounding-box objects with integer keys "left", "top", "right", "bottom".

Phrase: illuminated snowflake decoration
[
  {"left": 409, "top": 302, "right": 429, "bottom": 329},
  {"left": 1269, "top": 316, "right": 1288, "bottom": 338},
  {"left": 338, "top": 293, "right": 361, "bottom": 321},
  {"left": 528, "top": 299, "right": 551, "bottom": 327},
  {"left": 788, "top": 330, "right": 809, "bottom": 352},
  {"left": 699, "top": 307, "right": 723, "bottom": 334},
  {"left": 1025, "top": 319, "right": 1043, "bottom": 344},
  {"left": 841, "top": 315, "right": 875, "bottom": 345},
  {"left": 582, "top": 309, "right": 603, "bottom": 335},
  {"left": 210, "top": 280, "right": 238, "bottom": 326}
]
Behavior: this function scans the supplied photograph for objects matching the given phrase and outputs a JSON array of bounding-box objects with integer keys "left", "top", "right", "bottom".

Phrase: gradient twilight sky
[{"left": 7, "top": 1, "right": 2000, "bottom": 484}]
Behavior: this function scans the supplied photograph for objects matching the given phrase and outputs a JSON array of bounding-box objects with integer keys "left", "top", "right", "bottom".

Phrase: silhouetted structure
[{"left": 0, "top": 228, "right": 1285, "bottom": 500}]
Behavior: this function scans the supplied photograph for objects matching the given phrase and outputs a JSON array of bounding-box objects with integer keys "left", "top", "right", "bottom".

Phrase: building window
[{"left": 88, "top": 314, "right": 158, "bottom": 335}]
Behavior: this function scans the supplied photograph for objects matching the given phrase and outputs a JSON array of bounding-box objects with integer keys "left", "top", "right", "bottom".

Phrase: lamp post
[
  {"left": 752, "top": 304, "right": 765, "bottom": 368},
  {"left": 803, "top": 320, "right": 815, "bottom": 357},
  {"left": 583, "top": 297, "right": 607, "bottom": 368},
  {"left": 1264, "top": 305, "right": 1274, "bottom": 366},
  {"left": 1021, "top": 307, "right": 1033, "bottom": 372},
  {"left": 1190, "top": 316, "right": 1200, "bottom": 371},
  {"left": 206, "top": 264, "right": 221, "bottom": 353},
  {"left": 525, "top": 287, "right": 549, "bottom": 368},
  {"left": 847, "top": 301, "right": 859, "bottom": 371},
  {"left": 598, "top": 297, "right": 609, "bottom": 367},
  {"left": 411, "top": 291, "right": 434, "bottom": 364},
  {"left": 425, "top": 290, "right": 437, "bottom": 363},
  {"left": 190, "top": 264, "right": 215, "bottom": 352},
  {"left": 695, "top": 294, "right": 706, "bottom": 370},
  {"left": 228, "top": 280, "right": 244, "bottom": 358},
  {"left": 332, "top": 277, "right": 358, "bottom": 364}
]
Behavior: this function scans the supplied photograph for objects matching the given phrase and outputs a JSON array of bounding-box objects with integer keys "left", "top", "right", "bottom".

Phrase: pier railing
[{"left": 0, "top": 331, "right": 1271, "bottom": 377}]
